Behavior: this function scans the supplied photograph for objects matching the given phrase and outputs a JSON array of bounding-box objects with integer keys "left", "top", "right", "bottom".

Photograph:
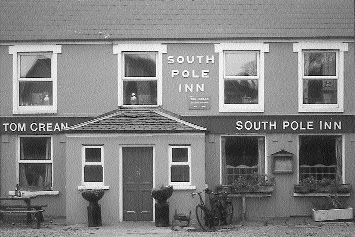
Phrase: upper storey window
[
  {"left": 215, "top": 43, "right": 269, "bottom": 112},
  {"left": 293, "top": 42, "right": 348, "bottom": 113},
  {"left": 9, "top": 45, "right": 61, "bottom": 114},
  {"left": 113, "top": 44, "right": 167, "bottom": 106}
]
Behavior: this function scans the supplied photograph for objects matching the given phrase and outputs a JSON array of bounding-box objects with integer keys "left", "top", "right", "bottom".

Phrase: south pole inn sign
[{"left": 183, "top": 115, "right": 355, "bottom": 134}]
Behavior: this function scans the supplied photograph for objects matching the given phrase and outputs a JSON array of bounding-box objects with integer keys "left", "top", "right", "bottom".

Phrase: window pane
[
  {"left": 299, "top": 136, "right": 338, "bottom": 181},
  {"left": 224, "top": 79, "right": 258, "bottom": 104},
  {"left": 123, "top": 81, "right": 157, "bottom": 105},
  {"left": 84, "top": 165, "right": 103, "bottom": 182},
  {"left": 304, "top": 52, "right": 336, "bottom": 76},
  {"left": 124, "top": 53, "right": 156, "bottom": 77},
  {"left": 19, "top": 163, "right": 52, "bottom": 190},
  {"left": 19, "top": 81, "right": 53, "bottom": 106},
  {"left": 225, "top": 137, "right": 259, "bottom": 184},
  {"left": 20, "top": 54, "right": 51, "bottom": 78},
  {"left": 171, "top": 165, "right": 189, "bottom": 182},
  {"left": 172, "top": 148, "right": 188, "bottom": 162},
  {"left": 85, "top": 148, "right": 101, "bottom": 162},
  {"left": 20, "top": 137, "right": 51, "bottom": 160},
  {"left": 225, "top": 51, "right": 257, "bottom": 76},
  {"left": 303, "top": 79, "right": 337, "bottom": 104}
]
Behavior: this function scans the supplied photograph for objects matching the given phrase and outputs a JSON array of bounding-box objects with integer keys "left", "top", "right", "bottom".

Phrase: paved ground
[{"left": 1, "top": 216, "right": 355, "bottom": 236}]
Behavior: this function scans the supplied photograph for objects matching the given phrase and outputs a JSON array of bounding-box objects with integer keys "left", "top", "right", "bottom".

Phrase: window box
[
  {"left": 217, "top": 173, "right": 275, "bottom": 194},
  {"left": 294, "top": 183, "right": 351, "bottom": 194}
]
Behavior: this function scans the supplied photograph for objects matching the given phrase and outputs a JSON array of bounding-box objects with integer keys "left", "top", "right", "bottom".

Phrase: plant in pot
[
  {"left": 226, "top": 173, "right": 275, "bottom": 194},
  {"left": 294, "top": 176, "right": 351, "bottom": 194},
  {"left": 80, "top": 189, "right": 105, "bottom": 227},
  {"left": 151, "top": 185, "right": 173, "bottom": 227},
  {"left": 312, "top": 194, "right": 353, "bottom": 222}
]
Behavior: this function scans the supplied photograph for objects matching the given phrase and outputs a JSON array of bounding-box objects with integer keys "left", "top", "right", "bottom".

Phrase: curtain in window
[
  {"left": 44, "top": 138, "right": 52, "bottom": 189},
  {"left": 335, "top": 137, "right": 342, "bottom": 183},
  {"left": 221, "top": 137, "right": 226, "bottom": 184},
  {"left": 258, "top": 137, "right": 265, "bottom": 174}
]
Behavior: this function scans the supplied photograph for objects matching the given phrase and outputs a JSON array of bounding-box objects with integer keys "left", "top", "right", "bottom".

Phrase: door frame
[{"left": 119, "top": 145, "right": 156, "bottom": 222}]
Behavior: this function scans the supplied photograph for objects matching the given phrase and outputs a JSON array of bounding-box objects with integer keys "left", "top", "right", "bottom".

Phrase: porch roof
[{"left": 65, "top": 107, "right": 206, "bottom": 133}]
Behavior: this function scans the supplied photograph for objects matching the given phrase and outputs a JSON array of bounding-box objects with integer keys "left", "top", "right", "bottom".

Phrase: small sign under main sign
[{"left": 188, "top": 96, "right": 211, "bottom": 110}]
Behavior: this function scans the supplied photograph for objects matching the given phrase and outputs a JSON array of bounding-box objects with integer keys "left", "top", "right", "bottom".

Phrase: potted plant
[
  {"left": 218, "top": 173, "right": 275, "bottom": 194},
  {"left": 312, "top": 194, "right": 353, "bottom": 222},
  {"left": 80, "top": 189, "right": 105, "bottom": 227},
  {"left": 151, "top": 185, "right": 173, "bottom": 227},
  {"left": 294, "top": 176, "right": 351, "bottom": 194}
]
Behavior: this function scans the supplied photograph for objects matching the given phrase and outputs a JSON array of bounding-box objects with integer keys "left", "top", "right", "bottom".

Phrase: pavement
[{"left": 1, "top": 216, "right": 355, "bottom": 237}]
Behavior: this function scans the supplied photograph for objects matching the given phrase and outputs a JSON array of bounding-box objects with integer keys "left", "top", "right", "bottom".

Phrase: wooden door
[{"left": 123, "top": 147, "right": 153, "bottom": 221}]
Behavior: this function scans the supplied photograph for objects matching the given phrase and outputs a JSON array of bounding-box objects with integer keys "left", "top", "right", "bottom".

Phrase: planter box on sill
[{"left": 312, "top": 207, "right": 353, "bottom": 222}]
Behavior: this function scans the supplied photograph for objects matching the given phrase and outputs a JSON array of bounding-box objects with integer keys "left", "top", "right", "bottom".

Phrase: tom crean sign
[
  {"left": 0, "top": 117, "right": 89, "bottom": 134},
  {"left": 183, "top": 115, "right": 355, "bottom": 134}
]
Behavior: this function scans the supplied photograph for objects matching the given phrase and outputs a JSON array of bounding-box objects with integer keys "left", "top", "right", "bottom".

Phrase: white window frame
[
  {"left": 293, "top": 42, "right": 348, "bottom": 113},
  {"left": 297, "top": 134, "right": 345, "bottom": 184},
  {"left": 113, "top": 44, "right": 167, "bottom": 106},
  {"left": 17, "top": 135, "right": 53, "bottom": 190},
  {"left": 169, "top": 146, "right": 192, "bottom": 186},
  {"left": 215, "top": 43, "right": 269, "bottom": 112},
  {"left": 9, "top": 45, "right": 61, "bottom": 114},
  {"left": 82, "top": 145, "right": 105, "bottom": 187}
]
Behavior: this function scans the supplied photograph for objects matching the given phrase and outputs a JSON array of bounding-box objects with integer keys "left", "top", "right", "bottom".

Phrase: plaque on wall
[{"left": 188, "top": 96, "right": 211, "bottom": 110}]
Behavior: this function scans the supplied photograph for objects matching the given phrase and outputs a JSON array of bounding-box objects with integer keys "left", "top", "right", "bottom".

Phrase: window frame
[
  {"left": 82, "top": 145, "right": 105, "bottom": 187},
  {"left": 113, "top": 44, "right": 167, "bottom": 107},
  {"left": 9, "top": 45, "right": 61, "bottom": 114},
  {"left": 17, "top": 135, "right": 53, "bottom": 191},
  {"left": 168, "top": 145, "right": 192, "bottom": 186},
  {"left": 220, "top": 135, "right": 266, "bottom": 185},
  {"left": 293, "top": 42, "right": 348, "bottom": 113},
  {"left": 215, "top": 43, "right": 269, "bottom": 112},
  {"left": 297, "top": 134, "right": 345, "bottom": 184}
]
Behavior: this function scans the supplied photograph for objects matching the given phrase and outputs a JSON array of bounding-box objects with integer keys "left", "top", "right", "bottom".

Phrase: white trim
[
  {"left": 154, "top": 110, "right": 206, "bottom": 131},
  {"left": 82, "top": 145, "right": 105, "bottom": 187},
  {"left": 169, "top": 146, "right": 192, "bottom": 186},
  {"left": 8, "top": 190, "right": 59, "bottom": 196},
  {"left": 78, "top": 186, "right": 110, "bottom": 190},
  {"left": 296, "top": 134, "right": 345, "bottom": 184},
  {"left": 113, "top": 44, "right": 167, "bottom": 106},
  {"left": 215, "top": 43, "right": 269, "bottom": 113},
  {"left": 66, "top": 133, "right": 205, "bottom": 138},
  {"left": 293, "top": 42, "right": 348, "bottom": 113},
  {"left": 219, "top": 135, "right": 267, "bottom": 185},
  {"left": 9, "top": 45, "right": 61, "bottom": 114}
]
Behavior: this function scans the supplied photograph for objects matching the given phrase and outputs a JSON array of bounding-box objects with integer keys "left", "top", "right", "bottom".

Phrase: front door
[{"left": 122, "top": 147, "right": 153, "bottom": 221}]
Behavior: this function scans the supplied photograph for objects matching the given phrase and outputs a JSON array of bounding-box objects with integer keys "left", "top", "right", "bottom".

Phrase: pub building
[{"left": 0, "top": 0, "right": 354, "bottom": 225}]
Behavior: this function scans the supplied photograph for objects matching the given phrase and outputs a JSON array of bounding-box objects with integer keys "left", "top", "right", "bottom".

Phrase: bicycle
[{"left": 191, "top": 188, "right": 234, "bottom": 231}]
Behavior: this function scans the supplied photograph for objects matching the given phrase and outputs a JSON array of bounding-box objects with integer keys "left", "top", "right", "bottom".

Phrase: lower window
[
  {"left": 169, "top": 146, "right": 191, "bottom": 185},
  {"left": 83, "top": 146, "right": 104, "bottom": 186},
  {"left": 222, "top": 136, "right": 265, "bottom": 184},
  {"left": 19, "top": 136, "right": 52, "bottom": 191},
  {"left": 299, "top": 135, "right": 342, "bottom": 182}
]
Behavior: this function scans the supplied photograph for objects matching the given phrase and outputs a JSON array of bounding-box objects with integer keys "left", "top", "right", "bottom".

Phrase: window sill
[
  {"left": 293, "top": 193, "right": 350, "bottom": 197},
  {"left": 171, "top": 185, "right": 196, "bottom": 190},
  {"left": 8, "top": 190, "right": 59, "bottom": 196},
  {"left": 78, "top": 186, "right": 110, "bottom": 191}
]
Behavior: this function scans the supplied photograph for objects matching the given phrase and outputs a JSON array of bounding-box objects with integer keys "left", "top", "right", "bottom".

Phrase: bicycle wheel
[
  {"left": 224, "top": 201, "right": 234, "bottom": 225},
  {"left": 195, "top": 205, "right": 214, "bottom": 231}
]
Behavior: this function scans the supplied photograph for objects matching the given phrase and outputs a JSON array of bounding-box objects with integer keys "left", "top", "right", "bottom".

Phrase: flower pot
[
  {"left": 312, "top": 207, "right": 353, "bottom": 222},
  {"left": 81, "top": 190, "right": 105, "bottom": 227},
  {"left": 155, "top": 201, "right": 170, "bottom": 227}
]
